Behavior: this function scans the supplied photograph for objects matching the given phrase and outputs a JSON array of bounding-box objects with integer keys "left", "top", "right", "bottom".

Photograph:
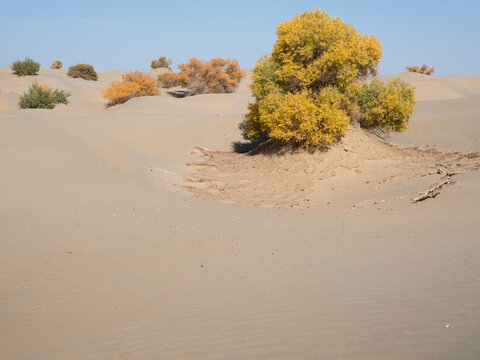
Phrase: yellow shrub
[
  {"left": 358, "top": 79, "right": 416, "bottom": 132},
  {"left": 272, "top": 9, "right": 382, "bottom": 91},
  {"left": 245, "top": 9, "right": 388, "bottom": 148},
  {"left": 50, "top": 61, "right": 63, "bottom": 69},
  {"left": 247, "top": 88, "right": 348, "bottom": 146},
  {"left": 102, "top": 71, "right": 159, "bottom": 106}
]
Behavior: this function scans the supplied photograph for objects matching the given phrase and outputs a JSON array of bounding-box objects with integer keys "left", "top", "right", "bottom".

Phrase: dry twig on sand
[
  {"left": 413, "top": 177, "right": 455, "bottom": 203},
  {"left": 192, "top": 147, "right": 217, "bottom": 160}
]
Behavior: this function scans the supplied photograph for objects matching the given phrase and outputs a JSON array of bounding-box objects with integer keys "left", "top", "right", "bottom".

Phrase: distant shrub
[
  {"left": 151, "top": 56, "right": 172, "bottom": 69},
  {"left": 102, "top": 71, "right": 160, "bottom": 106},
  {"left": 11, "top": 57, "right": 40, "bottom": 76},
  {"left": 18, "top": 82, "right": 70, "bottom": 109},
  {"left": 406, "top": 64, "right": 435, "bottom": 75},
  {"left": 406, "top": 66, "right": 419, "bottom": 73},
  {"left": 358, "top": 78, "right": 416, "bottom": 132},
  {"left": 156, "top": 72, "right": 177, "bottom": 88},
  {"left": 168, "top": 57, "right": 245, "bottom": 95},
  {"left": 425, "top": 68, "right": 435, "bottom": 75},
  {"left": 245, "top": 9, "right": 387, "bottom": 147},
  {"left": 50, "top": 61, "right": 63, "bottom": 69},
  {"left": 67, "top": 64, "right": 98, "bottom": 81}
]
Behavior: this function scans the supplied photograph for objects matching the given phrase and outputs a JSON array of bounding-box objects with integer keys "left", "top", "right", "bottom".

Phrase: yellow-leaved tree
[{"left": 245, "top": 9, "right": 415, "bottom": 147}]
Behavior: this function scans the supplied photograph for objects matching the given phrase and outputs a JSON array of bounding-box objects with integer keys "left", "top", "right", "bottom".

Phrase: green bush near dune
[
  {"left": 67, "top": 64, "right": 98, "bottom": 81},
  {"left": 11, "top": 57, "right": 40, "bottom": 76},
  {"left": 358, "top": 79, "right": 416, "bottom": 132},
  {"left": 18, "top": 82, "right": 71, "bottom": 109}
]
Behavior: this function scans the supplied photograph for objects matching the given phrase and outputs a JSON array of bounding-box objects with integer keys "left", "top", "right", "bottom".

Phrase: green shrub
[
  {"left": 245, "top": 9, "right": 415, "bottom": 148},
  {"left": 67, "top": 64, "right": 98, "bottom": 81},
  {"left": 11, "top": 57, "right": 40, "bottom": 76},
  {"left": 18, "top": 83, "right": 71, "bottom": 109},
  {"left": 358, "top": 79, "right": 416, "bottom": 132}
]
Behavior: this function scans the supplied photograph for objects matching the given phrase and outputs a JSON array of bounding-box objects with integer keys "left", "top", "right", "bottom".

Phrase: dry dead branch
[
  {"left": 192, "top": 147, "right": 217, "bottom": 160},
  {"left": 413, "top": 177, "right": 455, "bottom": 203}
]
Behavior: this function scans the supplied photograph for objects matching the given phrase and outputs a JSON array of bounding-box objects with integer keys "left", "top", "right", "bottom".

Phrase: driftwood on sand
[{"left": 413, "top": 177, "right": 455, "bottom": 203}]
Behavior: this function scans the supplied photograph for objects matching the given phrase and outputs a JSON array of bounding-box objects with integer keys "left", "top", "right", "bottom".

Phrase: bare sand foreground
[{"left": 1, "top": 66, "right": 480, "bottom": 359}]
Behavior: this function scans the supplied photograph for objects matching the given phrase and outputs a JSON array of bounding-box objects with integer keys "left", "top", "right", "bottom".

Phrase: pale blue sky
[{"left": 1, "top": 0, "right": 479, "bottom": 75}]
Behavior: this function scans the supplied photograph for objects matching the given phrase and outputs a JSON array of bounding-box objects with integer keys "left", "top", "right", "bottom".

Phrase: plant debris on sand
[{"left": 181, "top": 127, "right": 480, "bottom": 209}]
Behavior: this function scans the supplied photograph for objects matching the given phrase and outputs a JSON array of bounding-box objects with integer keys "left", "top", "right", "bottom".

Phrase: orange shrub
[
  {"left": 406, "top": 64, "right": 434, "bottom": 75},
  {"left": 425, "top": 67, "right": 435, "bottom": 75},
  {"left": 102, "top": 71, "right": 159, "bottom": 106},
  {"left": 406, "top": 66, "right": 419, "bottom": 73},
  {"left": 51, "top": 61, "right": 63, "bottom": 69},
  {"left": 169, "top": 57, "right": 245, "bottom": 95}
]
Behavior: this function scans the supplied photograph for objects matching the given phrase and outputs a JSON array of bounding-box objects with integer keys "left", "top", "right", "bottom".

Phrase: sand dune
[
  {"left": 380, "top": 72, "right": 480, "bottom": 101},
  {"left": 1, "top": 68, "right": 480, "bottom": 359}
]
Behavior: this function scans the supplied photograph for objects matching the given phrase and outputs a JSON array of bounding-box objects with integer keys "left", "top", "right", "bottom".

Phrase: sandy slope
[{"left": 1, "top": 68, "right": 480, "bottom": 359}]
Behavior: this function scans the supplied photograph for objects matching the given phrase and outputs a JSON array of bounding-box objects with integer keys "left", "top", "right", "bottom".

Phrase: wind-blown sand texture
[{"left": 1, "top": 67, "right": 480, "bottom": 359}]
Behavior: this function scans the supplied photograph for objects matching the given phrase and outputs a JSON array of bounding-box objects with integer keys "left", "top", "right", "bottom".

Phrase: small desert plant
[
  {"left": 11, "top": 57, "right": 40, "bottom": 76},
  {"left": 151, "top": 56, "right": 172, "bottom": 69},
  {"left": 67, "top": 64, "right": 98, "bottom": 81},
  {"left": 102, "top": 71, "right": 160, "bottom": 106},
  {"left": 168, "top": 57, "right": 245, "bottom": 95},
  {"left": 18, "top": 82, "right": 70, "bottom": 109},
  {"left": 358, "top": 79, "right": 416, "bottom": 132},
  {"left": 406, "top": 64, "right": 435, "bottom": 75},
  {"left": 50, "top": 61, "right": 63, "bottom": 69}
]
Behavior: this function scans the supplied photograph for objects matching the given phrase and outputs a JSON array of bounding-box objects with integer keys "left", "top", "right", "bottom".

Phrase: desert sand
[{"left": 1, "top": 66, "right": 480, "bottom": 359}]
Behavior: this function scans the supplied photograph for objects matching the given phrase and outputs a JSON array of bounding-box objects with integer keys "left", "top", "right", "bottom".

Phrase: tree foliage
[
  {"left": 245, "top": 9, "right": 415, "bottom": 147},
  {"left": 11, "top": 57, "right": 40, "bottom": 76},
  {"left": 18, "top": 82, "right": 70, "bottom": 109},
  {"left": 67, "top": 64, "right": 98, "bottom": 81},
  {"left": 102, "top": 71, "right": 160, "bottom": 106}
]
